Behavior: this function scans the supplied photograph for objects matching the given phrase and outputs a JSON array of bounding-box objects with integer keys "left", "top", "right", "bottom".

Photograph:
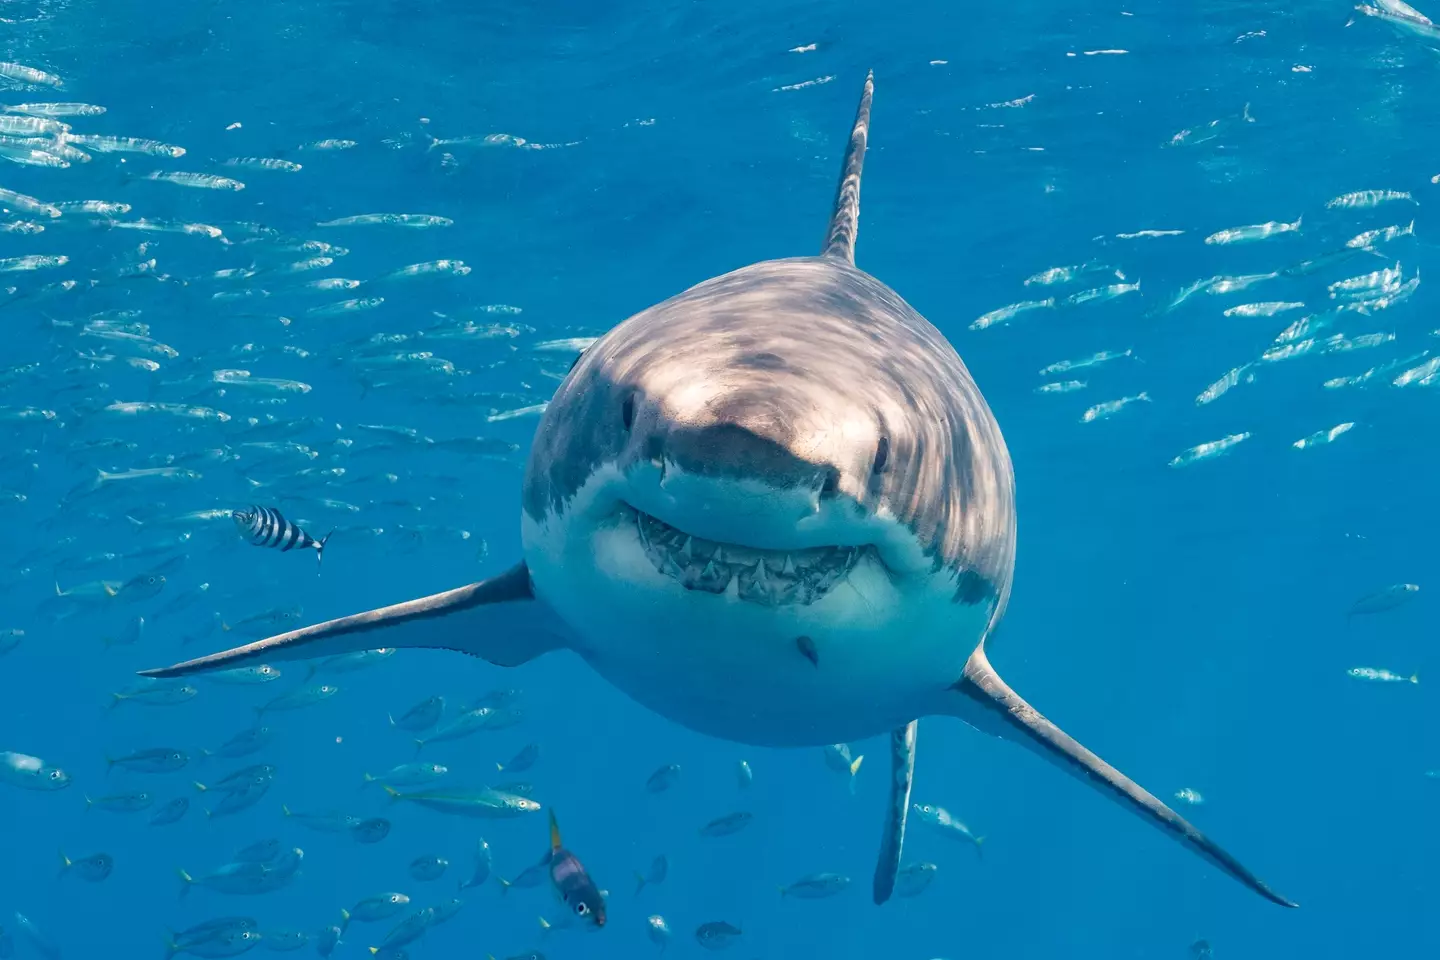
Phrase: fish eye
[
  {"left": 575, "top": 902, "right": 588, "bottom": 915},
  {"left": 48, "top": 770, "right": 62, "bottom": 780},
  {"left": 872, "top": 436, "right": 890, "bottom": 474},
  {"left": 621, "top": 394, "right": 636, "bottom": 431}
]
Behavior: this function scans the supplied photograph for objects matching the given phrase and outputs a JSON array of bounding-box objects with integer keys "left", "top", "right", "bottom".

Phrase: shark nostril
[{"left": 819, "top": 468, "right": 840, "bottom": 499}]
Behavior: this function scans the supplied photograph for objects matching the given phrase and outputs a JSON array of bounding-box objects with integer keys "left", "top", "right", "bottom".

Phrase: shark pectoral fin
[
  {"left": 872, "top": 719, "right": 917, "bottom": 906},
  {"left": 137, "top": 561, "right": 569, "bottom": 679},
  {"left": 950, "top": 648, "right": 1296, "bottom": 909}
]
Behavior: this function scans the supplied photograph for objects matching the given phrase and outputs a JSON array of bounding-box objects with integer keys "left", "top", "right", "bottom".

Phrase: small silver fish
[
  {"left": 695, "top": 921, "right": 742, "bottom": 951},
  {"left": 1292, "top": 422, "right": 1354, "bottom": 450},
  {"left": 1348, "top": 584, "right": 1419, "bottom": 620},
  {"left": 256, "top": 683, "right": 338, "bottom": 714},
  {"left": 1168, "top": 433, "right": 1250, "bottom": 468},
  {"left": 1204, "top": 216, "right": 1301, "bottom": 245},
  {"left": 1325, "top": 189, "right": 1414, "bottom": 209},
  {"left": 1080, "top": 392, "right": 1149, "bottom": 423},
  {"left": 58, "top": 850, "right": 113, "bottom": 882},
  {"left": 1347, "top": 666, "right": 1418, "bottom": 684},
  {"left": 645, "top": 763, "right": 680, "bottom": 793},
  {"left": 911, "top": 802, "right": 984, "bottom": 856},
  {"left": 779, "top": 872, "right": 850, "bottom": 898},
  {"left": 698, "top": 811, "right": 752, "bottom": 837},
  {"left": 143, "top": 171, "right": 244, "bottom": 191}
]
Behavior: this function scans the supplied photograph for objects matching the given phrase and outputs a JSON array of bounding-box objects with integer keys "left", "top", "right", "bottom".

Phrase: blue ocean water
[{"left": 1, "top": 0, "right": 1437, "bottom": 957}]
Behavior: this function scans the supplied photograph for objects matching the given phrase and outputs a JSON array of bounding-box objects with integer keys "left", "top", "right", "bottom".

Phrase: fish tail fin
[
  {"left": 778, "top": 885, "right": 787, "bottom": 897},
  {"left": 820, "top": 70, "right": 874, "bottom": 264},
  {"left": 315, "top": 531, "right": 331, "bottom": 566},
  {"left": 83, "top": 794, "right": 93, "bottom": 811},
  {"left": 177, "top": 868, "right": 192, "bottom": 898},
  {"left": 497, "top": 877, "right": 511, "bottom": 896},
  {"left": 193, "top": 781, "right": 207, "bottom": 792},
  {"left": 973, "top": 836, "right": 986, "bottom": 860},
  {"left": 413, "top": 738, "right": 425, "bottom": 755},
  {"left": 104, "top": 755, "right": 115, "bottom": 775},
  {"left": 494, "top": 761, "right": 504, "bottom": 772},
  {"left": 1242, "top": 102, "right": 1255, "bottom": 122},
  {"left": 368, "top": 949, "right": 379, "bottom": 956},
  {"left": 848, "top": 753, "right": 864, "bottom": 794},
  {"left": 338, "top": 910, "right": 350, "bottom": 937},
  {"left": 537, "top": 916, "right": 552, "bottom": 937},
  {"left": 945, "top": 647, "right": 1296, "bottom": 908},
  {"left": 548, "top": 808, "right": 561, "bottom": 850},
  {"left": 162, "top": 933, "right": 180, "bottom": 960},
  {"left": 57, "top": 848, "right": 70, "bottom": 877},
  {"left": 1412, "top": 673, "right": 1420, "bottom": 684},
  {"left": 361, "top": 772, "right": 374, "bottom": 787},
  {"left": 282, "top": 803, "right": 292, "bottom": 816},
  {"left": 634, "top": 872, "right": 647, "bottom": 896},
  {"left": 381, "top": 785, "right": 401, "bottom": 804}
]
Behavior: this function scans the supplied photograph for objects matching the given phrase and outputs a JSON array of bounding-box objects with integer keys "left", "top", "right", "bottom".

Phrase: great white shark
[{"left": 143, "top": 72, "right": 1296, "bottom": 909}]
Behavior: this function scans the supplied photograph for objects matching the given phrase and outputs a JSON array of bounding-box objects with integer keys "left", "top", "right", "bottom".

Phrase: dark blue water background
[{"left": 1, "top": 1, "right": 1437, "bottom": 958}]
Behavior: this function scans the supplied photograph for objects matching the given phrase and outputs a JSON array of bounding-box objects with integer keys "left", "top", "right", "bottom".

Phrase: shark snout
[{"left": 640, "top": 421, "right": 840, "bottom": 501}]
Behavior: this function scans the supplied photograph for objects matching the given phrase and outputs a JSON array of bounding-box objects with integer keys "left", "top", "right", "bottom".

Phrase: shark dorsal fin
[{"left": 821, "top": 71, "right": 874, "bottom": 264}]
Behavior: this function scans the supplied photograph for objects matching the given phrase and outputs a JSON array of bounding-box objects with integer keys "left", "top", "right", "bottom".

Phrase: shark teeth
[{"left": 628, "top": 505, "right": 865, "bottom": 606}]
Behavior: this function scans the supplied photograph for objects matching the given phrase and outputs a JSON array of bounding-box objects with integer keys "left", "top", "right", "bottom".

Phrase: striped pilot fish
[{"left": 233, "top": 506, "right": 331, "bottom": 565}]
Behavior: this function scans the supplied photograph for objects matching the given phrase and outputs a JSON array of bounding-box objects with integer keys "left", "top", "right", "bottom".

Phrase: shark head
[{"left": 520, "top": 255, "right": 1015, "bottom": 745}]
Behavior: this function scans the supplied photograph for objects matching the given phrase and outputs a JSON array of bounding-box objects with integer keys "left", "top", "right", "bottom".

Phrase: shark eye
[
  {"left": 621, "top": 394, "right": 636, "bottom": 431},
  {"left": 872, "top": 436, "right": 890, "bottom": 474}
]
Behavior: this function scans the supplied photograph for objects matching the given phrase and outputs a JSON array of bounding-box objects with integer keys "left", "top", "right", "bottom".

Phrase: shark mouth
[{"left": 625, "top": 504, "right": 872, "bottom": 606}]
